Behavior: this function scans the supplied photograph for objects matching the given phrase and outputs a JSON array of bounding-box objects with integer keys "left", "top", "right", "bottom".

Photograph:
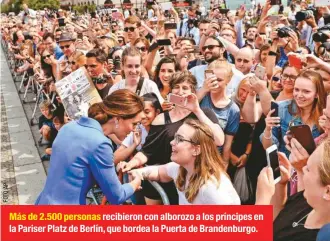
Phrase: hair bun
[{"left": 88, "top": 103, "right": 108, "bottom": 125}]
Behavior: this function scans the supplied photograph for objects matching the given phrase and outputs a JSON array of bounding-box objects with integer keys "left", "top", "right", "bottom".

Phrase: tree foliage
[{"left": 1, "top": 0, "right": 59, "bottom": 13}]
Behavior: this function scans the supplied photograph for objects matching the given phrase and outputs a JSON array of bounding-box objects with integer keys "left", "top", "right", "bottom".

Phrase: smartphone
[
  {"left": 192, "top": 45, "right": 200, "bottom": 53},
  {"left": 288, "top": 55, "right": 303, "bottom": 70},
  {"left": 77, "top": 32, "right": 83, "bottom": 40},
  {"left": 266, "top": 145, "right": 281, "bottom": 184},
  {"left": 269, "top": 15, "right": 280, "bottom": 22},
  {"left": 168, "top": 93, "right": 187, "bottom": 106},
  {"left": 157, "top": 39, "right": 171, "bottom": 46},
  {"left": 148, "top": 42, "right": 159, "bottom": 52},
  {"left": 204, "top": 70, "right": 214, "bottom": 79},
  {"left": 270, "top": 0, "right": 282, "bottom": 5},
  {"left": 58, "top": 18, "right": 65, "bottom": 27},
  {"left": 271, "top": 101, "right": 279, "bottom": 117},
  {"left": 164, "top": 23, "right": 177, "bottom": 30},
  {"left": 112, "top": 9, "right": 118, "bottom": 12},
  {"left": 289, "top": 125, "right": 316, "bottom": 155},
  {"left": 255, "top": 65, "right": 266, "bottom": 80},
  {"left": 91, "top": 12, "right": 96, "bottom": 19}
]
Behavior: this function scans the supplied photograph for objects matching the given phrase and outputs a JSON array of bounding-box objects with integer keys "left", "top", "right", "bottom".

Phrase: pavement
[{"left": 0, "top": 46, "right": 47, "bottom": 205}]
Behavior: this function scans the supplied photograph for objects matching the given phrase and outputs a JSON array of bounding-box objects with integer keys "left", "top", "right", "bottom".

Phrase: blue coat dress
[{"left": 35, "top": 116, "right": 134, "bottom": 205}]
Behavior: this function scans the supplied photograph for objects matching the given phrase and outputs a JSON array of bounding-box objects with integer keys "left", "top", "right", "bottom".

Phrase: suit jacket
[{"left": 35, "top": 116, "right": 134, "bottom": 205}]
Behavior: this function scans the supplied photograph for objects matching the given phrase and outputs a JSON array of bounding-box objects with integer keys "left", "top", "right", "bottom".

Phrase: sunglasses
[
  {"left": 42, "top": 54, "right": 51, "bottom": 59},
  {"left": 118, "top": 39, "right": 124, "bottom": 43},
  {"left": 201, "top": 45, "right": 220, "bottom": 51},
  {"left": 68, "top": 61, "right": 76, "bottom": 65},
  {"left": 136, "top": 46, "right": 147, "bottom": 52},
  {"left": 124, "top": 27, "right": 135, "bottom": 32},
  {"left": 272, "top": 76, "right": 280, "bottom": 82},
  {"left": 60, "top": 44, "right": 71, "bottom": 50}
]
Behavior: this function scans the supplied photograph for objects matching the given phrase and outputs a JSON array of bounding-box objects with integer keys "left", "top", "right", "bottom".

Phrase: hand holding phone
[
  {"left": 271, "top": 101, "right": 279, "bottom": 117},
  {"left": 266, "top": 145, "right": 281, "bottom": 184},
  {"left": 255, "top": 65, "right": 266, "bottom": 80},
  {"left": 289, "top": 125, "right": 316, "bottom": 155},
  {"left": 168, "top": 93, "right": 187, "bottom": 106},
  {"left": 157, "top": 39, "right": 171, "bottom": 46},
  {"left": 288, "top": 54, "right": 303, "bottom": 70}
]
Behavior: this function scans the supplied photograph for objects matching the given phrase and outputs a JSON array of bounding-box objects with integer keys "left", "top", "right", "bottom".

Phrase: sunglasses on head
[
  {"left": 124, "top": 27, "right": 135, "bottom": 32},
  {"left": 201, "top": 45, "right": 220, "bottom": 51},
  {"left": 60, "top": 44, "right": 71, "bottom": 50},
  {"left": 272, "top": 76, "right": 280, "bottom": 82},
  {"left": 136, "top": 46, "right": 147, "bottom": 52}
]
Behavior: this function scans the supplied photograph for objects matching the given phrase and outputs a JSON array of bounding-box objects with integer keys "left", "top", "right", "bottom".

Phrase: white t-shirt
[
  {"left": 121, "top": 125, "right": 148, "bottom": 151},
  {"left": 108, "top": 78, "right": 164, "bottom": 103},
  {"left": 165, "top": 162, "right": 241, "bottom": 205}
]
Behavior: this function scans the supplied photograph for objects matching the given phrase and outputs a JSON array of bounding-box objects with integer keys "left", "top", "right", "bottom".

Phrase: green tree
[{"left": 27, "top": 0, "right": 60, "bottom": 10}]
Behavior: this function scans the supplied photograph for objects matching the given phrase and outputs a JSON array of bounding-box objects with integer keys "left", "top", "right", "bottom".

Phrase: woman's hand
[
  {"left": 161, "top": 101, "right": 174, "bottom": 112},
  {"left": 287, "top": 138, "right": 309, "bottom": 172},
  {"left": 319, "top": 110, "right": 328, "bottom": 132},
  {"left": 117, "top": 160, "right": 138, "bottom": 173},
  {"left": 278, "top": 152, "right": 292, "bottom": 185},
  {"left": 182, "top": 93, "right": 201, "bottom": 114},
  {"left": 256, "top": 167, "right": 275, "bottom": 204},
  {"left": 202, "top": 74, "right": 219, "bottom": 93},
  {"left": 237, "top": 154, "right": 248, "bottom": 168},
  {"left": 133, "top": 128, "right": 142, "bottom": 147},
  {"left": 265, "top": 109, "right": 281, "bottom": 131}
]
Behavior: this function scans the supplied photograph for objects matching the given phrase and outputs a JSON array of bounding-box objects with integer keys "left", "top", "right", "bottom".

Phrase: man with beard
[
  {"left": 243, "top": 26, "right": 258, "bottom": 49},
  {"left": 43, "top": 32, "right": 63, "bottom": 60},
  {"left": 190, "top": 36, "right": 244, "bottom": 96}
]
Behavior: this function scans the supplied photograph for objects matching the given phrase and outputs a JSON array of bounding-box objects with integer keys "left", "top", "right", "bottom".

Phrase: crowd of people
[{"left": 1, "top": 0, "right": 330, "bottom": 240}]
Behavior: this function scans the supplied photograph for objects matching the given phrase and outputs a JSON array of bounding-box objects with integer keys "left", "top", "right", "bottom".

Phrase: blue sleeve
[
  {"left": 90, "top": 141, "right": 134, "bottom": 205},
  {"left": 235, "top": 20, "right": 245, "bottom": 48},
  {"left": 224, "top": 107, "right": 240, "bottom": 135}
]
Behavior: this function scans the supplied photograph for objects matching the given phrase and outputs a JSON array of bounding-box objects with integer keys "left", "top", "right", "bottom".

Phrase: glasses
[
  {"left": 69, "top": 61, "right": 76, "bottom": 65},
  {"left": 124, "top": 27, "right": 136, "bottom": 32},
  {"left": 136, "top": 46, "right": 147, "bottom": 52},
  {"left": 60, "top": 44, "right": 71, "bottom": 50},
  {"left": 201, "top": 45, "right": 220, "bottom": 51},
  {"left": 272, "top": 76, "right": 280, "bottom": 82},
  {"left": 85, "top": 64, "right": 98, "bottom": 69},
  {"left": 173, "top": 135, "right": 196, "bottom": 145},
  {"left": 281, "top": 74, "right": 297, "bottom": 81},
  {"left": 42, "top": 54, "right": 51, "bottom": 59},
  {"left": 118, "top": 39, "right": 124, "bottom": 43},
  {"left": 221, "top": 33, "right": 234, "bottom": 38}
]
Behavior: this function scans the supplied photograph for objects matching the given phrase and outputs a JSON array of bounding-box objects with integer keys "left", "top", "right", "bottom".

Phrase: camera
[
  {"left": 92, "top": 76, "right": 108, "bottom": 84},
  {"left": 295, "top": 7, "right": 316, "bottom": 22},
  {"left": 313, "top": 25, "right": 330, "bottom": 43},
  {"left": 277, "top": 26, "right": 292, "bottom": 38}
]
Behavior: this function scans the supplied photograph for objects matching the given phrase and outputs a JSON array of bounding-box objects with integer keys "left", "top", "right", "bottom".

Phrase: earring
[{"left": 115, "top": 119, "right": 119, "bottom": 129}]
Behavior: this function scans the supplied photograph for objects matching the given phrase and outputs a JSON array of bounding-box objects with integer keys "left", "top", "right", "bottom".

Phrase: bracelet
[
  {"left": 244, "top": 153, "right": 250, "bottom": 159},
  {"left": 268, "top": 51, "right": 277, "bottom": 56},
  {"left": 263, "top": 130, "right": 272, "bottom": 140}
]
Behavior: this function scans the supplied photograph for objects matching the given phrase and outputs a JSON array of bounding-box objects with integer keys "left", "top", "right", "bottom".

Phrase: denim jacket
[{"left": 260, "top": 99, "right": 321, "bottom": 157}]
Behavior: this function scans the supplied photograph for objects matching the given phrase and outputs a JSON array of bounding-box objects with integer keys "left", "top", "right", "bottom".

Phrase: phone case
[
  {"left": 288, "top": 55, "right": 303, "bottom": 69},
  {"left": 290, "top": 125, "right": 316, "bottom": 155},
  {"left": 204, "top": 70, "right": 214, "bottom": 79},
  {"left": 266, "top": 145, "right": 281, "bottom": 183},
  {"left": 168, "top": 94, "right": 187, "bottom": 106},
  {"left": 164, "top": 23, "right": 177, "bottom": 30},
  {"left": 271, "top": 102, "right": 279, "bottom": 117}
]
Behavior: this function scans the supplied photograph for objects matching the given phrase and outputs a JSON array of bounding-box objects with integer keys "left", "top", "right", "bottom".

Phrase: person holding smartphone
[
  {"left": 256, "top": 137, "right": 330, "bottom": 241},
  {"left": 262, "top": 70, "right": 327, "bottom": 157},
  {"left": 118, "top": 71, "right": 224, "bottom": 205}
]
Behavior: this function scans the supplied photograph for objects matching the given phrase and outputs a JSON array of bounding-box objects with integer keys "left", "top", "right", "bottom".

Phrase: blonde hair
[
  {"left": 207, "top": 59, "right": 234, "bottom": 82},
  {"left": 234, "top": 76, "right": 251, "bottom": 108},
  {"left": 319, "top": 137, "right": 330, "bottom": 186},
  {"left": 176, "top": 119, "right": 226, "bottom": 203}
]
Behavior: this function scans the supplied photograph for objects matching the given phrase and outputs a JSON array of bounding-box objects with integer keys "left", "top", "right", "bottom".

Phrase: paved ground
[{"left": 1, "top": 46, "right": 47, "bottom": 205}]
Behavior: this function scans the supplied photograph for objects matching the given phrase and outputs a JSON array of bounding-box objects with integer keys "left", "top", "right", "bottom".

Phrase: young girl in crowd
[{"left": 114, "top": 93, "right": 162, "bottom": 164}]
